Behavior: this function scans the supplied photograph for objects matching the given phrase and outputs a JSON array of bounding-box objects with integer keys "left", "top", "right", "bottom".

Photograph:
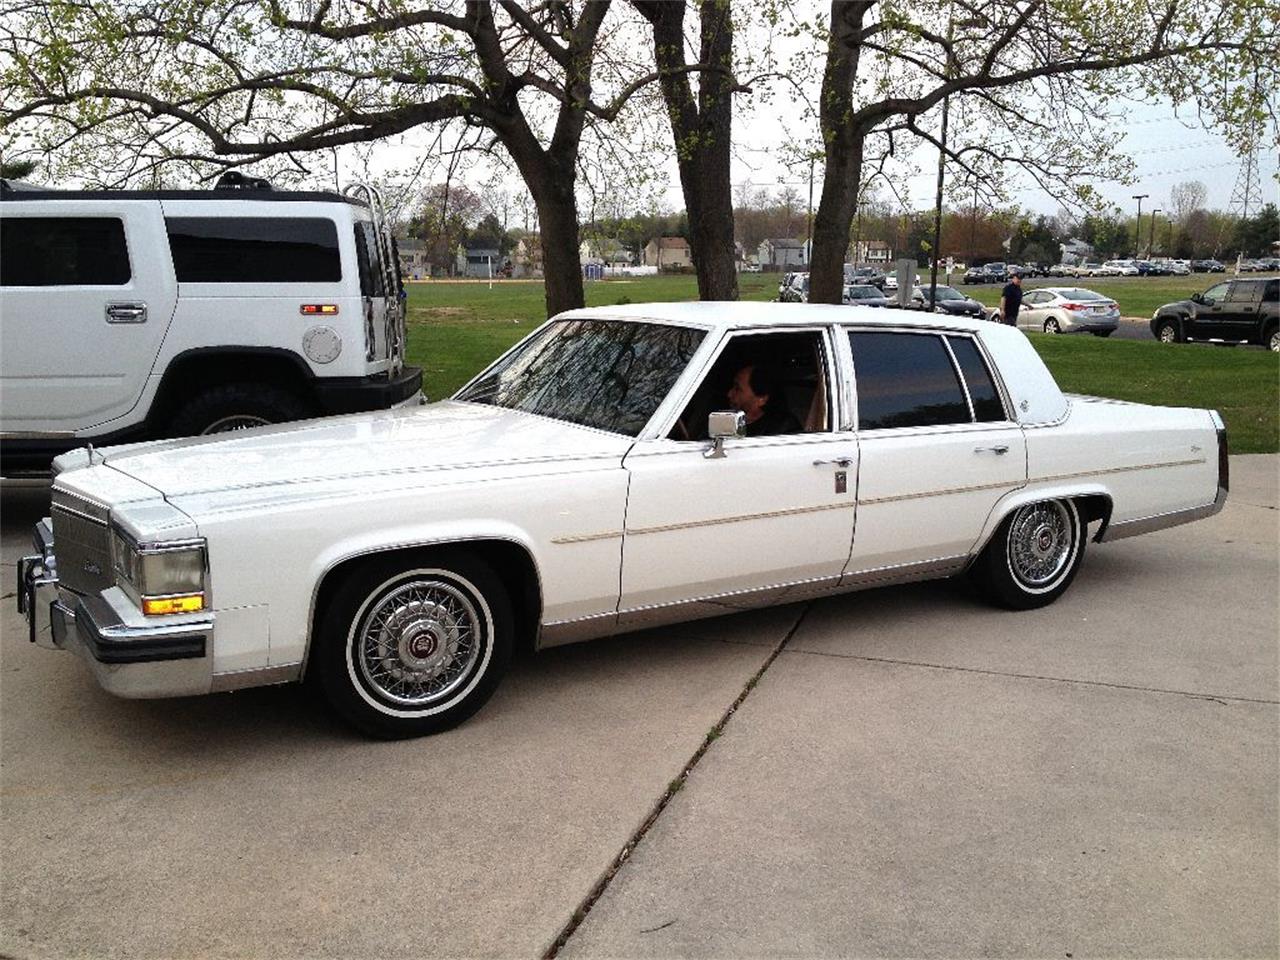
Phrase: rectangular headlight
[{"left": 112, "top": 526, "right": 207, "bottom": 615}]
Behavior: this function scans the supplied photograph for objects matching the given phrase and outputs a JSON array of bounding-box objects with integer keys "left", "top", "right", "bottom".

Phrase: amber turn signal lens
[
  {"left": 142, "top": 595, "right": 206, "bottom": 616},
  {"left": 300, "top": 304, "right": 339, "bottom": 315}
]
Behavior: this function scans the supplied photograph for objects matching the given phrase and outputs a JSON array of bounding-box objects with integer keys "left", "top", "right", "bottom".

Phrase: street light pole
[
  {"left": 1131, "top": 194, "right": 1148, "bottom": 258},
  {"left": 1148, "top": 208, "right": 1161, "bottom": 258}
]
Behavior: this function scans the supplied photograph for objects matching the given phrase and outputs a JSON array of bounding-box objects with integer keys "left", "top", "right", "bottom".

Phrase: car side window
[
  {"left": 670, "top": 330, "right": 829, "bottom": 441},
  {"left": 946, "top": 336, "right": 1007, "bottom": 422},
  {"left": 1264, "top": 280, "right": 1279, "bottom": 303},
  {"left": 1202, "top": 282, "right": 1230, "bottom": 303},
  {"left": 0, "top": 217, "right": 131, "bottom": 286},
  {"left": 848, "top": 331, "right": 969, "bottom": 431}
]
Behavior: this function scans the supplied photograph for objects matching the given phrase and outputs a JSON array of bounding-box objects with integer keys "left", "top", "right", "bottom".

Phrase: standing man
[{"left": 999, "top": 271, "right": 1023, "bottom": 326}]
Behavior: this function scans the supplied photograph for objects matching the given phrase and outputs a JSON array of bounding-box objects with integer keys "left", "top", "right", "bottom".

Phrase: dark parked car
[
  {"left": 964, "top": 262, "right": 1007, "bottom": 284},
  {"left": 846, "top": 266, "right": 887, "bottom": 289},
  {"left": 842, "top": 283, "right": 890, "bottom": 307},
  {"left": 1151, "top": 276, "right": 1279, "bottom": 351},
  {"left": 1191, "top": 259, "right": 1226, "bottom": 273},
  {"left": 911, "top": 284, "right": 985, "bottom": 318}
]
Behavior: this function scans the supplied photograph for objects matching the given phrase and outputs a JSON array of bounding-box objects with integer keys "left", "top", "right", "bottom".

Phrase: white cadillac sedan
[
  {"left": 1017, "top": 287, "right": 1122, "bottom": 336},
  {"left": 18, "top": 303, "right": 1227, "bottom": 738}
]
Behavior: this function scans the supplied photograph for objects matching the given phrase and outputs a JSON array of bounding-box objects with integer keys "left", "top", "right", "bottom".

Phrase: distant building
[
  {"left": 643, "top": 236, "right": 692, "bottom": 268},
  {"left": 397, "top": 237, "right": 428, "bottom": 279},
  {"left": 580, "top": 239, "right": 633, "bottom": 270},
  {"left": 1059, "top": 238, "right": 1093, "bottom": 263},
  {"left": 848, "top": 239, "right": 892, "bottom": 265},
  {"left": 512, "top": 235, "right": 542, "bottom": 278},
  {"left": 758, "top": 238, "right": 806, "bottom": 269},
  {"left": 456, "top": 244, "right": 502, "bottom": 278}
]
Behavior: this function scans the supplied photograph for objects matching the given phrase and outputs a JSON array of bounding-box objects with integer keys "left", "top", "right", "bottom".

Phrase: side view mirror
[{"left": 705, "top": 410, "right": 746, "bottom": 459}]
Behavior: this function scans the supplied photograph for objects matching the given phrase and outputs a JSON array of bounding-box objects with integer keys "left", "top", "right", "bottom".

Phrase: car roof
[{"left": 555, "top": 300, "right": 994, "bottom": 334}]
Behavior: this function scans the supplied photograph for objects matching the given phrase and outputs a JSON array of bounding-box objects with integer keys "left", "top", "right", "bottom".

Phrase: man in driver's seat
[{"left": 727, "top": 362, "right": 802, "bottom": 437}]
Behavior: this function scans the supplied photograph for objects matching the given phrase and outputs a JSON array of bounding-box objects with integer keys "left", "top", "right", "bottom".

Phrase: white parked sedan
[
  {"left": 1018, "top": 287, "right": 1122, "bottom": 336},
  {"left": 19, "top": 304, "right": 1227, "bottom": 738}
]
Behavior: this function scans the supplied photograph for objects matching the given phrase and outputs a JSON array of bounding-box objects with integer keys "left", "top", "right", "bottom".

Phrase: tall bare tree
[
  {"left": 633, "top": 0, "right": 742, "bottom": 300},
  {"left": 0, "top": 1, "right": 677, "bottom": 317},
  {"left": 796, "top": 0, "right": 1278, "bottom": 303}
]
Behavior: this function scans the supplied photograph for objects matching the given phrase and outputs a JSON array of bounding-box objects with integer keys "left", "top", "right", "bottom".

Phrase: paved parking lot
[{"left": 2, "top": 458, "right": 1277, "bottom": 958}]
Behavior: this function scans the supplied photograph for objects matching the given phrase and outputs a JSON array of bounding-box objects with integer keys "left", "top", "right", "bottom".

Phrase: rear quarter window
[
  {"left": 166, "top": 217, "right": 341, "bottom": 283},
  {"left": 1, "top": 217, "right": 131, "bottom": 286}
]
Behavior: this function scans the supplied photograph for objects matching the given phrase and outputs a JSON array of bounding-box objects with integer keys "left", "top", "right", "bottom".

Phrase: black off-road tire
[
  {"left": 167, "top": 382, "right": 312, "bottom": 437},
  {"left": 310, "top": 549, "right": 513, "bottom": 739},
  {"left": 969, "top": 499, "right": 1086, "bottom": 610}
]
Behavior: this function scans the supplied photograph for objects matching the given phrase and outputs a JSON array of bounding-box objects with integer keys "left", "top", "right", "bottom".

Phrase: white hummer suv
[{"left": 0, "top": 176, "right": 422, "bottom": 474}]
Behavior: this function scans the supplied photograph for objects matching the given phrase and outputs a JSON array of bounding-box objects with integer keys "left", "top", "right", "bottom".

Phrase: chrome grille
[{"left": 50, "top": 500, "right": 113, "bottom": 596}]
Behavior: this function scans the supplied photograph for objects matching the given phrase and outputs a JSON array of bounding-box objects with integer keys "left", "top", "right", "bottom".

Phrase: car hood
[{"left": 97, "top": 401, "right": 634, "bottom": 497}]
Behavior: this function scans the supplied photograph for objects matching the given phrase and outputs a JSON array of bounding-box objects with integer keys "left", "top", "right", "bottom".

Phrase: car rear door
[
  {"left": 0, "top": 201, "right": 177, "bottom": 434},
  {"left": 844, "top": 328, "right": 1026, "bottom": 580},
  {"left": 1222, "top": 280, "right": 1263, "bottom": 342}
]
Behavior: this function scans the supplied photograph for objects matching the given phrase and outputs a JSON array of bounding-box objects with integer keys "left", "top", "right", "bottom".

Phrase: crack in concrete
[
  {"left": 542, "top": 603, "right": 814, "bottom": 958},
  {"left": 785, "top": 648, "right": 1280, "bottom": 706}
]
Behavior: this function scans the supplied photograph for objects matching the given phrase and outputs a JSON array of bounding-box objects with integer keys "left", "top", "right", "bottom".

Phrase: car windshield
[
  {"left": 455, "top": 318, "right": 705, "bottom": 436},
  {"left": 1058, "top": 288, "right": 1106, "bottom": 300},
  {"left": 847, "top": 285, "right": 880, "bottom": 298},
  {"left": 933, "top": 286, "right": 963, "bottom": 300}
]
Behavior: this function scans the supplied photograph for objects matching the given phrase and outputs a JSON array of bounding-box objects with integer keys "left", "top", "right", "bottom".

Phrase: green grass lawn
[{"left": 405, "top": 276, "right": 1278, "bottom": 453}]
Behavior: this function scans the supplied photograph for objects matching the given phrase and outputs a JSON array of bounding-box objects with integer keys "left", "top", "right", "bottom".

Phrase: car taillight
[{"left": 1062, "top": 303, "right": 1084, "bottom": 311}]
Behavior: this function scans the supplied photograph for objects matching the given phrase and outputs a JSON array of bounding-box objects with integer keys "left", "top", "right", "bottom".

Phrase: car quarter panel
[{"left": 1018, "top": 396, "right": 1220, "bottom": 527}]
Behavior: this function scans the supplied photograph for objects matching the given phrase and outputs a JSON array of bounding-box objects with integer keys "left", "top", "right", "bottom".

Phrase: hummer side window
[
  {"left": 166, "top": 217, "right": 341, "bottom": 283},
  {"left": 1, "top": 217, "right": 130, "bottom": 286}
]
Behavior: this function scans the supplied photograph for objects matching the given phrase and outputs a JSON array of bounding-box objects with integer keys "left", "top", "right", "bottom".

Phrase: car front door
[
  {"left": 619, "top": 327, "right": 857, "bottom": 627},
  {"left": 1188, "top": 280, "right": 1232, "bottom": 339},
  {"left": 844, "top": 328, "right": 1027, "bottom": 582},
  {"left": 1018, "top": 290, "right": 1049, "bottom": 330}
]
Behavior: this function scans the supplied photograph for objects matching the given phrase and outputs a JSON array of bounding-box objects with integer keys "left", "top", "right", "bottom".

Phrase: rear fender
[{"left": 970, "top": 482, "right": 1113, "bottom": 560}]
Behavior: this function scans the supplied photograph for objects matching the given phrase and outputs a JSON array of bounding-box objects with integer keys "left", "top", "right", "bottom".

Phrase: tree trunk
[
  {"left": 638, "top": 0, "right": 739, "bottom": 301},
  {"left": 808, "top": 1, "right": 874, "bottom": 304},
  {"left": 532, "top": 173, "right": 586, "bottom": 318}
]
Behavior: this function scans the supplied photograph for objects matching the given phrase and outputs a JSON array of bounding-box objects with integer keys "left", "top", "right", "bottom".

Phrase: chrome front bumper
[{"left": 17, "top": 518, "right": 216, "bottom": 698}]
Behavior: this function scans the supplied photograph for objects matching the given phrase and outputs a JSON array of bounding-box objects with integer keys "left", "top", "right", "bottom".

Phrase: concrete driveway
[{"left": 2, "top": 458, "right": 1276, "bottom": 958}]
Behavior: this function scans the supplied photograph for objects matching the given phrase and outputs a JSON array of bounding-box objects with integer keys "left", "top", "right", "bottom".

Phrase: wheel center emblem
[
  {"left": 408, "top": 632, "right": 438, "bottom": 660},
  {"left": 1037, "top": 530, "right": 1054, "bottom": 552}
]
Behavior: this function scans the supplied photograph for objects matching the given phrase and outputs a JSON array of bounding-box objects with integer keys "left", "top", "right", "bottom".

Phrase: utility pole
[
  {"left": 1131, "top": 194, "right": 1148, "bottom": 258},
  {"left": 806, "top": 157, "right": 815, "bottom": 266},
  {"left": 1148, "top": 208, "right": 1161, "bottom": 258}
]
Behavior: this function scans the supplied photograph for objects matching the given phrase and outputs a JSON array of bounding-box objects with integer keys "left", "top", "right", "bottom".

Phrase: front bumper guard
[{"left": 18, "top": 518, "right": 215, "bottom": 697}]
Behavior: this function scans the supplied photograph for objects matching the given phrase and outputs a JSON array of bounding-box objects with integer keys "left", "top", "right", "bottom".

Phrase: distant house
[
  {"left": 849, "top": 239, "right": 892, "bottom": 265},
  {"left": 580, "top": 238, "right": 633, "bottom": 270},
  {"left": 456, "top": 244, "right": 502, "bottom": 278},
  {"left": 512, "top": 235, "right": 542, "bottom": 278},
  {"left": 758, "top": 238, "right": 806, "bottom": 269},
  {"left": 643, "top": 236, "right": 691, "bottom": 268},
  {"left": 397, "top": 237, "right": 428, "bottom": 279}
]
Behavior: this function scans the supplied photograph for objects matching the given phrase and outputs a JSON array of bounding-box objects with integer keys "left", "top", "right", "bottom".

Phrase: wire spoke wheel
[
  {"left": 354, "top": 577, "right": 485, "bottom": 708},
  {"left": 200, "top": 414, "right": 272, "bottom": 434},
  {"left": 1006, "top": 502, "right": 1076, "bottom": 591}
]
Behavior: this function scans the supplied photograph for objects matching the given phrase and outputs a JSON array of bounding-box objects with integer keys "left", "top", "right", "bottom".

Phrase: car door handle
[
  {"left": 813, "top": 457, "right": 854, "bottom": 467},
  {"left": 105, "top": 302, "right": 148, "bottom": 324},
  {"left": 974, "top": 444, "right": 1010, "bottom": 455}
]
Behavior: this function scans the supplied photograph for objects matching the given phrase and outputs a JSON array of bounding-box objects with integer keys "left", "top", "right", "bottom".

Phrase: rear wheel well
[
  {"left": 150, "top": 350, "right": 317, "bottom": 428},
  {"left": 1074, "top": 494, "right": 1113, "bottom": 540},
  {"left": 308, "top": 539, "right": 543, "bottom": 674}
]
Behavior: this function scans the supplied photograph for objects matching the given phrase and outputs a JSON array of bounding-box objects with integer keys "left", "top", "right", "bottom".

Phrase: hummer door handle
[{"left": 105, "top": 302, "right": 148, "bottom": 323}]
